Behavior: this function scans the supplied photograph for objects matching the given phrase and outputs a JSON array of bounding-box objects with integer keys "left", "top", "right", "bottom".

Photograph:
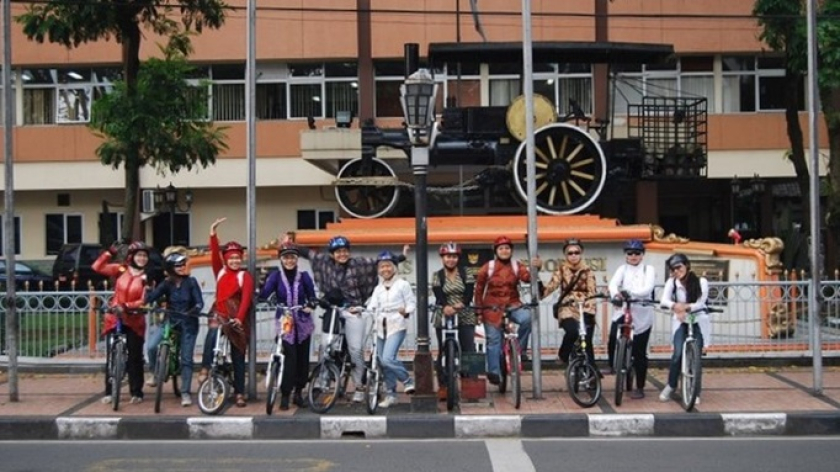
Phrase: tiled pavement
[{"left": 0, "top": 365, "right": 839, "bottom": 439}]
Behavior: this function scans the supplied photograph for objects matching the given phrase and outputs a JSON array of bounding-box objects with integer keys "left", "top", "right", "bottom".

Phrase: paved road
[{"left": 1, "top": 438, "right": 839, "bottom": 472}]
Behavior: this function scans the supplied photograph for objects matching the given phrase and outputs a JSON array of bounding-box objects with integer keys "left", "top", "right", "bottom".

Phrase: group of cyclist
[{"left": 95, "top": 224, "right": 710, "bottom": 410}]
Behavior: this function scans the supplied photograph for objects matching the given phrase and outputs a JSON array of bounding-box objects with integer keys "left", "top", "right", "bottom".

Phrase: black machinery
[{"left": 333, "top": 41, "right": 708, "bottom": 219}]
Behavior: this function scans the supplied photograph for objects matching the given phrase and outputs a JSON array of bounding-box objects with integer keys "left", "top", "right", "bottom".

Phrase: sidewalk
[{"left": 0, "top": 366, "right": 838, "bottom": 440}]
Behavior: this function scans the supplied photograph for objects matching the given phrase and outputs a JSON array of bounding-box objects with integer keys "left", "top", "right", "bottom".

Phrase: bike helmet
[
  {"left": 563, "top": 238, "right": 584, "bottom": 252},
  {"left": 125, "top": 241, "right": 150, "bottom": 269},
  {"left": 439, "top": 242, "right": 461, "bottom": 256},
  {"left": 221, "top": 241, "right": 245, "bottom": 260},
  {"left": 328, "top": 235, "right": 351, "bottom": 252},
  {"left": 667, "top": 253, "right": 690, "bottom": 269},
  {"left": 493, "top": 235, "right": 513, "bottom": 250},
  {"left": 164, "top": 252, "right": 188, "bottom": 273},
  {"left": 623, "top": 239, "right": 645, "bottom": 253},
  {"left": 279, "top": 243, "right": 299, "bottom": 258},
  {"left": 376, "top": 250, "right": 399, "bottom": 267}
]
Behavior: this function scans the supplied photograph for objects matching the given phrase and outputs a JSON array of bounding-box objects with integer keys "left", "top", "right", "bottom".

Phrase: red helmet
[
  {"left": 221, "top": 241, "right": 245, "bottom": 259},
  {"left": 493, "top": 236, "right": 513, "bottom": 250},
  {"left": 126, "top": 241, "right": 150, "bottom": 258},
  {"left": 439, "top": 242, "right": 461, "bottom": 256}
]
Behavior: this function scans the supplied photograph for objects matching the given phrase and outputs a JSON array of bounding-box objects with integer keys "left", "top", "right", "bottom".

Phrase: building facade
[{"left": 0, "top": 0, "right": 828, "bottom": 265}]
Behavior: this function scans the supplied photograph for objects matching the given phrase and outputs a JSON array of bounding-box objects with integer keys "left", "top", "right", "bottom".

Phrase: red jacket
[
  {"left": 210, "top": 234, "right": 254, "bottom": 324},
  {"left": 473, "top": 258, "right": 532, "bottom": 327},
  {"left": 92, "top": 252, "right": 148, "bottom": 337}
]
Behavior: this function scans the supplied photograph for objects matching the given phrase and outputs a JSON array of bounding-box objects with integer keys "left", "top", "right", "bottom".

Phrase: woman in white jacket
[
  {"left": 366, "top": 250, "right": 416, "bottom": 408},
  {"left": 607, "top": 239, "right": 656, "bottom": 399}
]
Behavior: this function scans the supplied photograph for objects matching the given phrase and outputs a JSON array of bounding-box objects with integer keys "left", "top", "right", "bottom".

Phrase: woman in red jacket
[
  {"left": 207, "top": 217, "right": 254, "bottom": 408},
  {"left": 93, "top": 241, "right": 151, "bottom": 405}
]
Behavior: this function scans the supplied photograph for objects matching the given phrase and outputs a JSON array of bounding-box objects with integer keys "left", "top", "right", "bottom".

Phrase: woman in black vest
[{"left": 431, "top": 242, "right": 476, "bottom": 398}]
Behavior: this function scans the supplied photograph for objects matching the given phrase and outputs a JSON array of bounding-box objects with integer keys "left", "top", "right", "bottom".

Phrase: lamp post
[
  {"left": 400, "top": 66, "right": 438, "bottom": 411},
  {"left": 154, "top": 183, "right": 194, "bottom": 247},
  {"left": 750, "top": 173, "right": 766, "bottom": 236}
]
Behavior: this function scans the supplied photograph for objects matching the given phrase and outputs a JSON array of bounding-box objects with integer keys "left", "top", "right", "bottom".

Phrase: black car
[
  {"left": 52, "top": 243, "right": 164, "bottom": 291},
  {"left": 0, "top": 260, "right": 54, "bottom": 291}
]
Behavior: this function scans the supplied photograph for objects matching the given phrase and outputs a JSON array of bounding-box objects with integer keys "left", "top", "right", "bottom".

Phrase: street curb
[{"left": 0, "top": 412, "right": 838, "bottom": 440}]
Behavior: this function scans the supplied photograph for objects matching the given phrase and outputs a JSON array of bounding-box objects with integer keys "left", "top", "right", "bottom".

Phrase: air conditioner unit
[{"left": 141, "top": 189, "right": 157, "bottom": 213}]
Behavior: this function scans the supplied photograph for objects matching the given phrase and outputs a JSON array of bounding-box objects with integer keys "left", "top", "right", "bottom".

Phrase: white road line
[{"left": 485, "top": 438, "right": 537, "bottom": 472}]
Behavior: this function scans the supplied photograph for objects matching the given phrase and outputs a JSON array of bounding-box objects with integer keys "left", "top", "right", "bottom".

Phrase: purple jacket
[{"left": 260, "top": 269, "right": 317, "bottom": 344}]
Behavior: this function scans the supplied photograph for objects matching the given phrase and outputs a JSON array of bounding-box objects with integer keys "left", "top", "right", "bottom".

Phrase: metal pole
[
  {"left": 2, "top": 0, "right": 18, "bottom": 402},
  {"left": 521, "top": 0, "right": 541, "bottom": 399},
  {"left": 412, "top": 147, "right": 435, "bottom": 407},
  {"left": 169, "top": 210, "right": 175, "bottom": 247},
  {"left": 806, "top": 0, "right": 822, "bottom": 394},
  {"left": 245, "top": 0, "right": 258, "bottom": 400}
]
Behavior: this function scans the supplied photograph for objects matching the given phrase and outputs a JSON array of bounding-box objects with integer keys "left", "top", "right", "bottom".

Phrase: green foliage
[
  {"left": 753, "top": 0, "right": 808, "bottom": 71},
  {"left": 89, "top": 36, "right": 228, "bottom": 176}
]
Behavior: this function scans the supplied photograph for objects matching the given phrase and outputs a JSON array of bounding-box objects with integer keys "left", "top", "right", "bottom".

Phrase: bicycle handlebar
[{"left": 556, "top": 293, "right": 608, "bottom": 308}]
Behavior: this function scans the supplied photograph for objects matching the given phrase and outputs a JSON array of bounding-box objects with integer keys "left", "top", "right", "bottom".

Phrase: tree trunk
[
  {"left": 120, "top": 21, "right": 143, "bottom": 241},
  {"left": 784, "top": 69, "right": 810, "bottom": 233},
  {"left": 822, "top": 87, "right": 840, "bottom": 274}
]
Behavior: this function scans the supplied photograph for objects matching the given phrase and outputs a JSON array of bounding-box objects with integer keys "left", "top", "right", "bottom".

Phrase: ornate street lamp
[
  {"left": 751, "top": 173, "right": 766, "bottom": 194},
  {"left": 400, "top": 65, "right": 439, "bottom": 410},
  {"left": 155, "top": 183, "right": 194, "bottom": 247}
]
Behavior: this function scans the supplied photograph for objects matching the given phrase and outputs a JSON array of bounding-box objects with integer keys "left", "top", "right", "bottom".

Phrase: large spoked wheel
[
  {"left": 154, "top": 344, "right": 169, "bottom": 413},
  {"left": 265, "top": 358, "right": 281, "bottom": 415},
  {"left": 614, "top": 338, "right": 628, "bottom": 406},
  {"left": 513, "top": 123, "right": 607, "bottom": 215},
  {"left": 681, "top": 340, "right": 702, "bottom": 411},
  {"left": 110, "top": 344, "right": 126, "bottom": 412},
  {"left": 365, "top": 363, "right": 382, "bottom": 415},
  {"left": 197, "top": 372, "right": 230, "bottom": 415},
  {"left": 445, "top": 340, "right": 458, "bottom": 412},
  {"left": 335, "top": 157, "right": 400, "bottom": 219},
  {"left": 566, "top": 358, "right": 602, "bottom": 408},
  {"left": 308, "top": 362, "right": 340, "bottom": 414},
  {"left": 508, "top": 339, "right": 522, "bottom": 409}
]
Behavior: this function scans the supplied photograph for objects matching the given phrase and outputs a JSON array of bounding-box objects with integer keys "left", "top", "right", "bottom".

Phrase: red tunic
[
  {"left": 92, "top": 252, "right": 148, "bottom": 337},
  {"left": 473, "top": 259, "right": 532, "bottom": 327},
  {"left": 210, "top": 234, "right": 254, "bottom": 324}
]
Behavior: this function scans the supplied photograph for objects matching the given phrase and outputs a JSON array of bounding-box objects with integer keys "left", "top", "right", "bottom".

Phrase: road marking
[{"left": 485, "top": 438, "right": 536, "bottom": 472}]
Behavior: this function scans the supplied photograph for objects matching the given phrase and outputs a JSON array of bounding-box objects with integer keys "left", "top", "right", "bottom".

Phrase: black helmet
[
  {"left": 563, "top": 238, "right": 584, "bottom": 252},
  {"left": 164, "top": 253, "right": 188, "bottom": 274},
  {"left": 667, "top": 253, "right": 690, "bottom": 269},
  {"left": 623, "top": 239, "right": 645, "bottom": 253}
]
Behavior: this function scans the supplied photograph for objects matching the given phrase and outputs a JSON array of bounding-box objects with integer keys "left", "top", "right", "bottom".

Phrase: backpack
[{"left": 487, "top": 259, "right": 519, "bottom": 280}]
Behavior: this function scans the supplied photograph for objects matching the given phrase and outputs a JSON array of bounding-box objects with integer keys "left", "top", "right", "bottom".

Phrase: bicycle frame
[
  {"left": 561, "top": 294, "right": 605, "bottom": 408},
  {"left": 265, "top": 304, "right": 303, "bottom": 414}
]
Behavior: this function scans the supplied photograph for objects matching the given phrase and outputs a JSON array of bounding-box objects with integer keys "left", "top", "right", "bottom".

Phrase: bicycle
[
  {"left": 437, "top": 306, "right": 463, "bottom": 412},
  {"left": 101, "top": 304, "right": 144, "bottom": 412},
  {"left": 473, "top": 303, "right": 532, "bottom": 409},
  {"left": 611, "top": 296, "right": 653, "bottom": 406},
  {"left": 307, "top": 301, "right": 356, "bottom": 414},
  {"left": 671, "top": 305, "right": 723, "bottom": 411},
  {"left": 561, "top": 294, "right": 606, "bottom": 408},
  {"left": 265, "top": 304, "right": 307, "bottom": 415},
  {"left": 196, "top": 315, "right": 236, "bottom": 415},
  {"left": 149, "top": 307, "right": 191, "bottom": 414},
  {"left": 364, "top": 312, "right": 385, "bottom": 415}
]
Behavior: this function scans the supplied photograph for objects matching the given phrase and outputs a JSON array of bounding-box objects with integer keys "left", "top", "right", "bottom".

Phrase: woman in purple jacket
[{"left": 259, "top": 244, "right": 317, "bottom": 410}]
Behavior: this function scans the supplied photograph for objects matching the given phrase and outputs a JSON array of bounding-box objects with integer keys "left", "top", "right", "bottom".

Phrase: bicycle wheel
[
  {"left": 508, "top": 338, "right": 521, "bottom": 409},
  {"left": 111, "top": 343, "right": 126, "bottom": 412},
  {"left": 308, "top": 362, "right": 340, "bottom": 414},
  {"left": 566, "top": 358, "right": 601, "bottom": 408},
  {"left": 154, "top": 343, "right": 169, "bottom": 413},
  {"left": 365, "top": 363, "right": 382, "bottom": 415},
  {"left": 445, "top": 339, "right": 458, "bottom": 412},
  {"left": 681, "top": 340, "right": 702, "bottom": 411},
  {"left": 498, "top": 347, "right": 508, "bottom": 394},
  {"left": 197, "top": 372, "right": 230, "bottom": 415},
  {"left": 614, "top": 338, "right": 628, "bottom": 406},
  {"left": 265, "top": 358, "right": 280, "bottom": 415}
]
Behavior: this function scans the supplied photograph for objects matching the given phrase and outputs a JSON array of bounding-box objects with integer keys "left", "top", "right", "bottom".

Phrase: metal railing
[{"left": 1, "top": 280, "right": 839, "bottom": 361}]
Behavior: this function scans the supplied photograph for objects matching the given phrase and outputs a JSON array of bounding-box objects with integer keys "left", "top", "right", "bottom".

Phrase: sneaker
[
  {"left": 145, "top": 376, "right": 157, "bottom": 387},
  {"left": 378, "top": 395, "right": 398, "bottom": 408},
  {"left": 100, "top": 395, "right": 113, "bottom": 404},
  {"left": 630, "top": 388, "right": 645, "bottom": 399},
  {"left": 352, "top": 391, "right": 365, "bottom": 403},
  {"left": 659, "top": 385, "right": 674, "bottom": 402},
  {"left": 403, "top": 378, "right": 416, "bottom": 395},
  {"left": 181, "top": 393, "right": 192, "bottom": 407},
  {"left": 486, "top": 373, "right": 500, "bottom": 385},
  {"left": 279, "top": 394, "right": 290, "bottom": 411},
  {"left": 695, "top": 396, "right": 701, "bottom": 405},
  {"left": 129, "top": 396, "right": 143, "bottom": 404}
]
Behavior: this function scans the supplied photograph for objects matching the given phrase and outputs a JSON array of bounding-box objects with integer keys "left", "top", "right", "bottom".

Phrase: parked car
[
  {"left": 52, "top": 243, "right": 164, "bottom": 291},
  {"left": 0, "top": 260, "right": 54, "bottom": 291}
]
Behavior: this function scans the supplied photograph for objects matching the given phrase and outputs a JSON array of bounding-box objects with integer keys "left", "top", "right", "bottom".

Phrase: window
[
  {"left": 210, "top": 64, "right": 245, "bottom": 121},
  {"left": 98, "top": 212, "right": 124, "bottom": 246},
  {"left": 21, "top": 67, "right": 120, "bottom": 125},
  {"left": 614, "top": 57, "right": 714, "bottom": 114},
  {"left": 0, "top": 215, "right": 21, "bottom": 256},
  {"left": 374, "top": 61, "right": 443, "bottom": 117},
  {"left": 45, "top": 214, "right": 82, "bottom": 256},
  {"left": 297, "top": 210, "right": 335, "bottom": 230},
  {"left": 256, "top": 82, "right": 287, "bottom": 120}
]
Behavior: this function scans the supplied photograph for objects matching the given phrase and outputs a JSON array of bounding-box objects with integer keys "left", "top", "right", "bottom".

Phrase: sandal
[{"left": 235, "top": 394, "right": 247, "bottom": 408}]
